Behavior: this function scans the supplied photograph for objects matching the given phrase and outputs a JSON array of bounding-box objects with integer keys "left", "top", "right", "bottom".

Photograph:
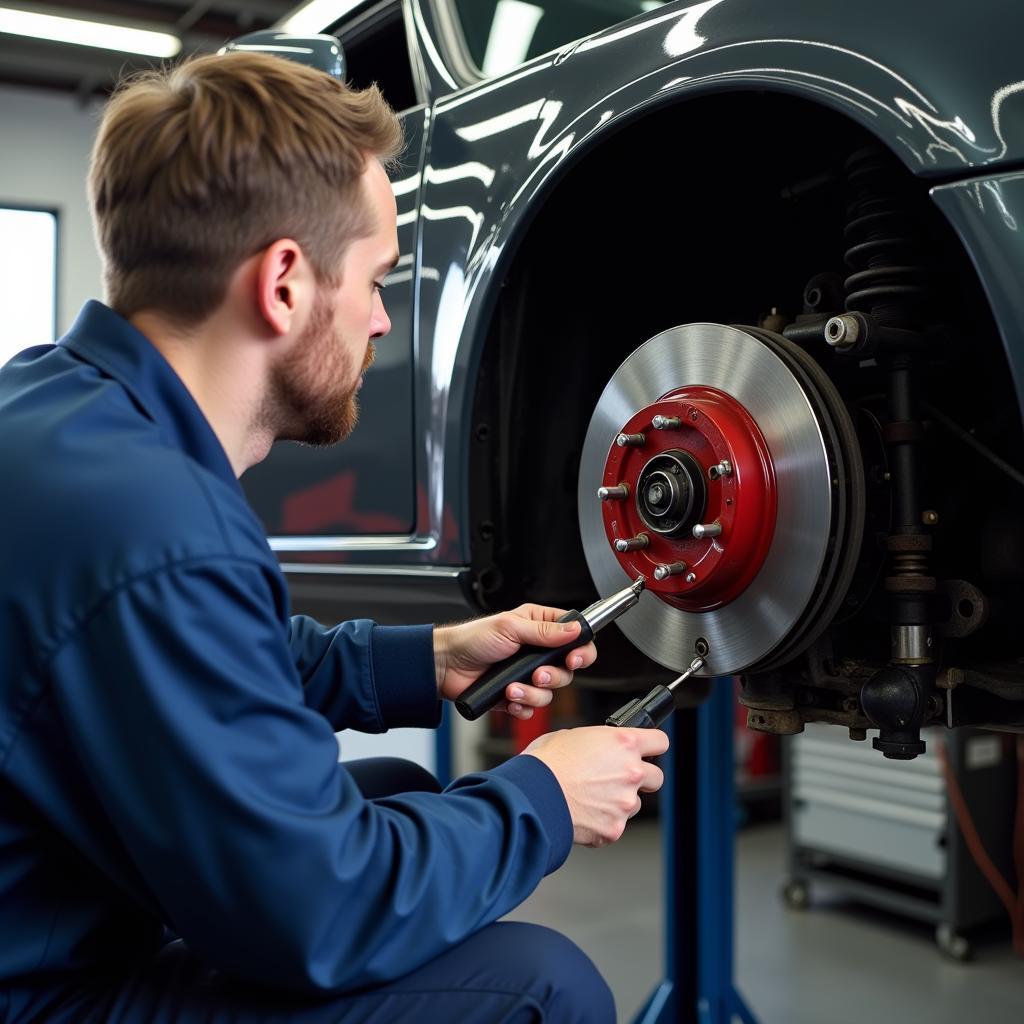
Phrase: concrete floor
[{"left": 505, "top": 820, "right": 1024, "bottom": 1022}]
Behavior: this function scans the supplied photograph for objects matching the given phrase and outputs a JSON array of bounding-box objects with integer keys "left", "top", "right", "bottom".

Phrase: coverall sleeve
[
  {"left": 287, "top": 614, "right": 441, "bottom": 732},
  {"left": 50, "top": 558, "right": 572, "bottom": 994}
]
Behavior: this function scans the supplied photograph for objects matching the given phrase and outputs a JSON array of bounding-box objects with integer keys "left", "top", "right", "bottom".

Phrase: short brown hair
[{"left": 89, "top": 51, "right": 403, "bottom": 326}]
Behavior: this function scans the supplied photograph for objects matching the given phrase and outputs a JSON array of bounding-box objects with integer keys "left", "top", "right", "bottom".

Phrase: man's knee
[
  {"left": 343, "top": 757, "right": 442, "bottom": 799},
  {"left": 456, "top": 922, "right": 615, "bottom": 1024}
]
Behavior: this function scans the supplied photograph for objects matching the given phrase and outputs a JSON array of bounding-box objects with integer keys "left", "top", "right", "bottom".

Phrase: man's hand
[
  {"left": 523, "top": 727, "right": 669, "bottom": 847},
  {"left": 434, "top": 605, "right": 597, "bottom": 719}
]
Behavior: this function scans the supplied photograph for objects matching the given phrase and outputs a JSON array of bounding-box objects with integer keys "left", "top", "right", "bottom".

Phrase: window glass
[
  {"left": 331, "top": 1, "right": 419, "bottom": 111},
  {"left": 0, "top": 207, "right": 57, "bottom": 365},
  {"left": 453, "top": 0, "right": 665, "bottom": 77}
]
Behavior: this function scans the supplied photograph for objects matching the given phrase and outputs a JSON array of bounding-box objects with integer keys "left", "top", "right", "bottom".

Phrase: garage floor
[{"left": 505, "top": 820, "right": 1024, "bottom": 1022}]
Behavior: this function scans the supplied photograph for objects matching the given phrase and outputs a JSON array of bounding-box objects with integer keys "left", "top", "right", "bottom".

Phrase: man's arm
[
  {"left": 51, "top": 557, "right": 571, "bottom": 994},
  {"left": 288, "top": 614, "right": 440, "bottom": 732}
]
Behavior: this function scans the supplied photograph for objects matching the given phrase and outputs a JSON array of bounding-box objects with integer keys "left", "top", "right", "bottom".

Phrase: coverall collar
[{"left": 59, "top": 300, "right": 239, "bottom": 492}]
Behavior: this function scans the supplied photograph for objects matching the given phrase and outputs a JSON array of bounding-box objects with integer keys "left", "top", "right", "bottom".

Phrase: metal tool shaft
[
  {"left": 665, "top": 656, "right": 707, "bottom": 695},
  {"left": 583, "top": 576, "right": 644, "bottom": 631}
]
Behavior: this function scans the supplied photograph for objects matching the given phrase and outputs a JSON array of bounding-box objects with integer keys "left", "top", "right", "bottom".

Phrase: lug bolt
[
  {"left": 653, "top": 561, "right": 687, "bottom": 581},
  {"left": 616, "top": 432, "right": 645, "bottom": 447},
  {"left": 692, "top": 521, "right": 722, "bottom": 539},
  {"left": 614, "top": 534, "right": 649, "bottom": 553},
  {"left": 708, "top": 460, "right": 733, "bottom": 481},
  {"left": 597, "top": 483, "right": 630, "bottom": 500},
  {"left": 685, "top": 572, "right": 697, "bottom": 584},
  {"left": 652, "top": 415, "right": 681, "bottom": 430}
]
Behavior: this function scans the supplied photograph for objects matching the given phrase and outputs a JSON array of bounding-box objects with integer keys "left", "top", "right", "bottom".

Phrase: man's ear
[{"left": 255, "top": 239, "right": 311, "bottom": 336}]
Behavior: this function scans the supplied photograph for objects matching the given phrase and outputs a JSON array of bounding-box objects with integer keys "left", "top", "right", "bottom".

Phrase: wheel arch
[
  {"left": 462, "top": 89, "right": 887, "bottom": 601},
  {"left": 460, "top": 84, "right": 1016, "bottom": 646}
]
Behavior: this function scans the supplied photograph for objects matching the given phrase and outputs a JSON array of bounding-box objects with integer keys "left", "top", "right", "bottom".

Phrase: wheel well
[{"left": 467, "top": 90, "right": 1021, "bottom": 681}]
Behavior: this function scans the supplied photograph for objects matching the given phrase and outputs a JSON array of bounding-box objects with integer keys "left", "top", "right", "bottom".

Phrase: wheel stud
[
  {"left": 653, "top": 561, "right": 687, "bottom": 580},
  {"left": 616, "top": 432, "right": 646, "bottom": 447},
  {"left": 708, "top": 460, "right": 733, "bottom": 480},
  {"left": 614, "top": 534, "right": 649, "bottom": 553},
  {"left": 597, "top": 484, "right": 630, "bottom": 500},
  {"left": 652, "top": 415, "right": 681, "bottom": 430},
  {"left": 692, "top": 521, "right": 722, "bottom": 539}
]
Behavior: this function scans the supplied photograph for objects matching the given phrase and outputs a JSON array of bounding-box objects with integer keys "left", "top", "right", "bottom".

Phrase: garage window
[
  {"left": 453, "top": 0, "right": 665, "bottom": 78},
  {"left": 0, "top": 206, "right": 57, "bottom": 366}
]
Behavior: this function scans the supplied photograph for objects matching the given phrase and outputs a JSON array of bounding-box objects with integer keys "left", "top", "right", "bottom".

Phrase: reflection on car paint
[{"left": 265, "top": 0, "right": 1024, "bottom": 566}]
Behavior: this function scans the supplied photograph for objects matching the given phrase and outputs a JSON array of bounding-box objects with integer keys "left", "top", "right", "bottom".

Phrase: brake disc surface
[{"left": 578, "top": 323, "right": 837, "bottom": 676}]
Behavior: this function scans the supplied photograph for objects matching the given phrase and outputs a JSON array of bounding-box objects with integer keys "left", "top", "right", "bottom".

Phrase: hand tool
[
  {"left": 454, "top": 577, "right": 646, "bottom": 721},
  {"left": 605, "top": 655, "right": 706, "bottom": 729}
]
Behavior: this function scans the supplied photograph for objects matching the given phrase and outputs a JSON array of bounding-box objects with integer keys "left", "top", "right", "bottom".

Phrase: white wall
[{"left": 0, "top": 85, "right": 104, "bottom": 336}]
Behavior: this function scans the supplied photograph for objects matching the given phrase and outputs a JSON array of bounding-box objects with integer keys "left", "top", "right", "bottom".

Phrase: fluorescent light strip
[
  {"left": 0, "top": 6, "right": 181, "bottom": 57},
  {"left": 280, "top": 0, "right": 362, "bottom": 35},
  {"left": 229, "top": 43, "right": 315, "bottom": 55}
]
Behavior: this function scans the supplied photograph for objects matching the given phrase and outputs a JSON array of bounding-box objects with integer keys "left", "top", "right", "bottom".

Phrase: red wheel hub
[{"left": 599, "top": 386, "right": 777, "bottom": 611}]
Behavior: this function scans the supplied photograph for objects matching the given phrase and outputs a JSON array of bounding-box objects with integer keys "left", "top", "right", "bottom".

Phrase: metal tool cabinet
[{"left": 783, "top": 723, "right": 1016, "bottom": 959}]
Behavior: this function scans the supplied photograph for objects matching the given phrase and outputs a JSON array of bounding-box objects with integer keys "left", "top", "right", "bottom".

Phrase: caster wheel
[
  {"left": 781, "top": 878, "right": 810, "bottom": 911},
  {"left": 936, "top": 923, "right": 972, "bottom": 962}
]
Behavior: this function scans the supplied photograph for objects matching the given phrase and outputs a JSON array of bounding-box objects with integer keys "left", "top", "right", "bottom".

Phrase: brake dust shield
[{"left": 578, "top": 323, "right": 863, "bottom": 677}]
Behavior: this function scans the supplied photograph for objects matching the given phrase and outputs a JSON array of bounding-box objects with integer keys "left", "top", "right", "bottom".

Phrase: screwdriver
[
  {"left": 454, "top": 577, "right": 646, "bottom": 721},
  {"left": 605, "top": 656, "right": 706, "bottom": 729}
]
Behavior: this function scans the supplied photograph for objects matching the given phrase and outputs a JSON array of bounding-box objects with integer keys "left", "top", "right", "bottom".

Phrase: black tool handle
[
  {"left": 454, "top": 610, "right": 593, "bottom": 721},
  {"left": 605, "top": 685, "right": 675, "bottom": 729}
]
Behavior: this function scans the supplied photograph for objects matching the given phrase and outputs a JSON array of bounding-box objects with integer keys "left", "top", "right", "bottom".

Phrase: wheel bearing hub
[{"left": 601, "top": 386, "right": 777, "bottom": 612}]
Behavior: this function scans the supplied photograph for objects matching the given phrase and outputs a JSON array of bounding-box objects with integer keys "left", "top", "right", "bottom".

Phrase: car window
[
  {"left": 330, "top": 0, "right": 419, "bottom": 112},
  {"left": 452, "top": 0, "right": 666, "bottom": 78}
]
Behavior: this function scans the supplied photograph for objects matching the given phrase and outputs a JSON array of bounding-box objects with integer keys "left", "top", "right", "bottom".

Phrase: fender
[{"left": 411, "top": 0, "right": 1024, "bottom": 560}]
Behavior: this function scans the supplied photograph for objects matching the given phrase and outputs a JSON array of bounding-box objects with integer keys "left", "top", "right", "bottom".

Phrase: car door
[{"left": 241, "top": 0, "right": 426, "bottom": 558}]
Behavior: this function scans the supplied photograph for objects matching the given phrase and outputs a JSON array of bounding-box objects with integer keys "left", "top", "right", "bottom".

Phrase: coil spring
[
  {"left": 891, "top": 550, "right": 928, "bottom": 578},
  {"left": 843, "top": 147, "right": 930, "bottom": 328}
]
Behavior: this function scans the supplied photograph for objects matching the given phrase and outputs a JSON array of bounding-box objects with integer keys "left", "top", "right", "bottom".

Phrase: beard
[{"left": 265, "top": 290, "right": 374, "bottom": 447}]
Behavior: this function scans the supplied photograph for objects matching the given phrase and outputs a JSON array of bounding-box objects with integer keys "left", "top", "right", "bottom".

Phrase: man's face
[{"left": 270, "top": 159, "right": 399, "bottom": 446}]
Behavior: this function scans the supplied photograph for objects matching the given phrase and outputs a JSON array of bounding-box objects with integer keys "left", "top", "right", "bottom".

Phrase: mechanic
[{"left": 0, "top": 52, "right": 668, "bottom": 1023}]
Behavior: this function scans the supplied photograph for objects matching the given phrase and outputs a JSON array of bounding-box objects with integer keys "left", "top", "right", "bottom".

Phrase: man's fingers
[
  {"left": 564, "top": 641, "right": 596, "bottom": 671},
  {"left": 616, "top": 727, "right": 671, "bottom": 757},
  {"left": 531, "top": 666, "right": 564, "bottom": 688},
  {"left": 507, "top": 614, "right": 583, "bottom": 649},
  {"left": 514, "top": 602, "right": 570, "bottom": 623},
  {"left": 502, "top": 610, "right": 598, "bottom": 671},
  {"left": 639, "top": 762, "right": 665, "bottom": 794},
  {"left": 526, "top": 643, "right": 596, "bottom": 678},
  {"left": 503, "top": 700, "right": 534, "bottom": 719},
  {"left": 506, "top": 682, "right": 554, "bottom": 709}
]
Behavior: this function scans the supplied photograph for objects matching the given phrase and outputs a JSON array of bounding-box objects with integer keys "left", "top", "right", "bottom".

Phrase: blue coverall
[{"left": 0, "top": 301, "right": 613, "bottom": 1022}]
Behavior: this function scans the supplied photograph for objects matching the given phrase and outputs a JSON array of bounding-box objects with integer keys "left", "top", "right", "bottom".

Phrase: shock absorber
[
  {"left": 843, "top": 147, "right": 938, "bottom": 759},
  {"left": 842, "top": 147, "right": 932, "bottom": 329}
]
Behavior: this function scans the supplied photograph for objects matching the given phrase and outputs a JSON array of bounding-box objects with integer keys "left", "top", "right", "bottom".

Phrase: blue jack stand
[{"left": 634, "top": 679, "right": 759, "bottom": 1024}]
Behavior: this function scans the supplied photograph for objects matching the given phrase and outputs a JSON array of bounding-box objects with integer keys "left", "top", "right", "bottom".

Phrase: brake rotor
[{"left": 578, "top": 323, "right": 863, "bottom": 677}]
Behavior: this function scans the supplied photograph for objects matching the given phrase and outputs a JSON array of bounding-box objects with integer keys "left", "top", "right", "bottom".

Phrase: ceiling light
[
  {"left": 0, "top": 6, "right": 181, "bottom": 58},
  {"left": 280, "top": 0, "right": 362, "bottom": 35}
]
